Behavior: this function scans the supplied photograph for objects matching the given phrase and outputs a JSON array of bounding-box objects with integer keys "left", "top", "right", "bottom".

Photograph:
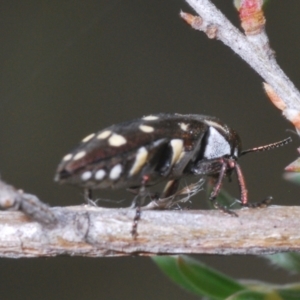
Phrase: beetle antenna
[{"left": 240, "top": 137, "right": 292, "bottom": 156}]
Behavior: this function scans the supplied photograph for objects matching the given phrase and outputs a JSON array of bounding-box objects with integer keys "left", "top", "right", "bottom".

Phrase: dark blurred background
[{"left": 0, "top": 1, "right": 300, "bottom": 299}]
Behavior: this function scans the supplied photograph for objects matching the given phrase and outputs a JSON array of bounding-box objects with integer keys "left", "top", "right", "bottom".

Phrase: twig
[
  {"left": 1, "top": 178, "right": 300, "bottom": 257},
  {"left": 1, "top": 203, "right": 300, "bottom": 258},
  {"left": 182, "top": 0, "right": 300, "bottom": 127},
  {"left": 0, "top": 179, "right": 56, "bottom": 225}
]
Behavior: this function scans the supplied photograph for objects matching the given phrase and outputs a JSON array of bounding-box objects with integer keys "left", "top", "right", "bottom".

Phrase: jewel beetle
[{"left": 54, "top": 113, "right": 292, "bottom": 237}]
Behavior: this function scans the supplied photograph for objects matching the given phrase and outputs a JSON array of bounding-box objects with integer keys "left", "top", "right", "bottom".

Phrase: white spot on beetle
[
  {"left": 179, "top": 122, "right": 189, "bottom": 131},
  {"left": 97, "top": 130, "right": 112, "bottom": 140},
  {"left": 82, "top": 133, "right": 95, "bottom": 143},
  {"left": 170, "top": 139, "right": 184, "bottom": 165},
  {"left": 95, "top": 169, "right": 106, "bottom": 180},
  {"left": 62, "top": 153, "right": 73, "bottom": 161},
  {"left": 109, "top": 164, "right": 122, "bottom": 180},
  {"left": 142, "top": 115, "right": 159, "bottom": 121},
  {"left": 204, "top": 127, "right": 230, "bottom": 159},
  {"left": 108, "top": 134, "right": 127, "bottom": 147},
  {"left": 81, "top": 171, "right": 92, "bottom": 181},
  {"left": 129, "top": 147, "right": 148, "bottom": 176},
  {"left": 139, "top": 125, "right": 154, "bottom": 133},
  {"left": 73, "top": 151, "right": 86, "bottom": 160}
]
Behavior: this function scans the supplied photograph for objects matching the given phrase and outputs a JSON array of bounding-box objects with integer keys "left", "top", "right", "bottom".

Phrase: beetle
[{"left": 54, "top": 113, "right": 291, "bottom": 237}]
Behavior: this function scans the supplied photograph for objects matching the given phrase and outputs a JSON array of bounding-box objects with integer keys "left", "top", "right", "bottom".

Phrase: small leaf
[
  {"left": 230, "top": 285, "right": 300, "bottom": 300},
  {"left": 153, "top": 256, "right": 246, "bottom": 299},
  {"left": 153, "top": 256, "right": 204, "bottom": 296},
  {"left": 226, "top": 289, "right": 268, "bottom": 300},
  {"left": 276, "top": 284, "right": 300, "bottom": 300},
  {"left": 266, "top": 253, "right": 300, "bottom": 273},
  {"left": 239, "top": 281, "right": 300, "bottom": 300}
]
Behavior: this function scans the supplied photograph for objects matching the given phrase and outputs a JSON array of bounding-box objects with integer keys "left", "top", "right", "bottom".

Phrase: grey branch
[
  {"left": 0, "top": 177, "right": 300, "bottom": 257},
  {"left": 183, "top": 0, "right": 300, "bottom": 118},
  {"left": 1, "top": 205, "right": 300, "bottom": 258}
]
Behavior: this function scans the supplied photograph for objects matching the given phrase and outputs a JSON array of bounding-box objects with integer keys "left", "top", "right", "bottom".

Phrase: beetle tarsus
[
  {"left": 213, "top": 201, "right": 238, "bottom": 217},
  {"left": 131, "top": 198, "right": 141, "bottom": 239},
  {"left": 241, "top": 196, "right": 272, "bottom": 208},
  {"left": 130, "top": 177, "right": 150, "bottom": 238}
]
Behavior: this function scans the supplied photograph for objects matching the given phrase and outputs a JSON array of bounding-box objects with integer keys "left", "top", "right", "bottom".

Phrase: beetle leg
[
  {"left": 208, "top": 159, "right": 238, "bottom": 216},
  {"left": 213, "top": 200, "right": 238, "bottom": 217},
  {"left": 84, "top": 188, "right": 92, "bottom": 200},
  {"left": 233, "top": 162, "right": 248, "bottom": 205},
  {"left": 141, "top": 179, "right": 180, "bottom": 210},
  {"left": 157, "top": 179, "right": 180, "bottom": 208},
  {"left": 130, "top": 191, "right": 144, "bottom": 239},
  {"left": 127, "top": 186, "right": 159, "bottom": 201},
  {"left": 234, "top": 163, "right": 272, "bottom": 208},
  {"left": 83, "top": 188, "right": 98, "bottom": 206},
  {"left": 240, "top": 196, "right": 273, "bottom": 208},
  {"left": 130, "top": 175, "right": 150, "bottom": 239},
  {"left": 209, "top": 159, "right": 227, "bottom": 200}
]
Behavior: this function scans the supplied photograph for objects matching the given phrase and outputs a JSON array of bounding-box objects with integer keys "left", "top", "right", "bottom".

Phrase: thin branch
[
  {"left": 0, "top": 179, "right": 299, "bottom": 257},
  {"left": 182, "top": 0, "right": 300, "bottom": 126},
  {"left": 1, "top": 204, "right": 300, "bottom": 258},
  {"left": 0, "top": 178, "right": 298, "bottom": 257}
]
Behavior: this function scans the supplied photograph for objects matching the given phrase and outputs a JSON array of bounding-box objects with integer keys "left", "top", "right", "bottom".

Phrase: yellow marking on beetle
[
  {"left": 62, "top": 153, "right": 73, "bottom": 161},
  {"left": 142, "top": 115, "right": 159, "bottom": 121},
  {"left": 97, "top": 130, "right": 112, "bottom": 140},
  {"left": 73, "top": 151, "right": 86, "bottom": 160},
  {"left": 179, "top": 122, "right": 189, "bottom": 131},
  {"left": 129, "top": 147, "right": 148, "bottom": 176},
  {"left": 170, "top": 139, "right": 184, "bottom": 165},
  {"left": 139, "top": 125, "right": 154, "bottom": 133},
  {"left": 82, "top": 133, "right": 95, "bottom": 143},
  {"left": 109, "top": 164, "right": 122, "bottom": 180},
  {"left": 108, "top": 133, "right": 127, "bottom": 147},
  {"left": 95, "top": 169, "right": 106, "bottom": 180}
]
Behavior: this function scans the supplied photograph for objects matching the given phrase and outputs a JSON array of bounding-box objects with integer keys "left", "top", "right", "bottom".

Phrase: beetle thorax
[{"left": 203, "top": 126, "right": 231, "bottom": 159}]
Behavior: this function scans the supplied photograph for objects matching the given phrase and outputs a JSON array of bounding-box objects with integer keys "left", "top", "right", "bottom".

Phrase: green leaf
[
  {"left": 240, "top": 281, "right": 300, "bottom": 300},
  {"left": 226, "top": 289, "right": 267, "bottom": 300},
  {"left": 153, "top": 255, "right": 245, "bottom": 299},
  {"left": 153, "top": 256, "right": 204, "bottom": 296},
  {"left": 266, "top": 253, "right": 300, "bottom": 273},
  {"left": 228, "top": 284, "right": 300, "bottom": 300},
  {"left": 276, "top": 284, "right": 300, "bottom": 300},
  {"left": 154, "top": 256, "right": 300, "bottom": 300}
]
